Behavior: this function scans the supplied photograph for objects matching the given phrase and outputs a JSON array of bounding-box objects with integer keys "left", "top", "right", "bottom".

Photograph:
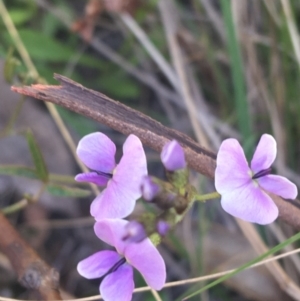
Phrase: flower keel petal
[{"left": 75, "top": 172, "right": 109, "bottom": 186}]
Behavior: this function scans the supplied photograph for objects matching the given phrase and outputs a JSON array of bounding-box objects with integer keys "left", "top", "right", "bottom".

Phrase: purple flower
[
  {"left": 161, "top": 140, "right": 186, "bottom": 171},
  {"left": 77, "top": 219, "right": 166, "bottom": 301},
  {"left": 75, "top": 133, "right": 147, "bottom": 220},
  {"left": 215, "top": 134, "right": 297, "bottom": 224}
]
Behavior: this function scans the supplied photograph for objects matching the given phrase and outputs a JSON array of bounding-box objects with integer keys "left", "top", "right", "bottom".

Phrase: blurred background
[{"left": 1, "top": 0, "right": 300, "bottom": 300}]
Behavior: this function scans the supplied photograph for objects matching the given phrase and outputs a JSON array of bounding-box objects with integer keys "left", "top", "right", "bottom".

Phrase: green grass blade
[
  {"left": 220, "top": 0, "right": 252, "bottom": 150},
  {"left": 182, "top": 231, "right": 300, "bottom": 300}
]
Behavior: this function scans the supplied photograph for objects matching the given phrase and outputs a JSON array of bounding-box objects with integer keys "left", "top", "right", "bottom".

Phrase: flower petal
[
  {"left": 258, "top": 175, "right": 298, "bottom": 199},
  {"left": 125, "top": 238, "right": 166, "bottom": 290},
  {"left": 77, "top": 132, "right": 116, "bottom": 172},
  {"left": 251, "top": 134, "right": 276, "bottom": 173},
  {"left": 113, "top": 134, "right": 147, "bottom": 201},
  {"left": 94, "top": 219, "right": 128, "bottom": 254},
  {"left": 77, "top": 250, "right": 121, "bottom": 279},
  {"left": 215, "top": 138, "right": 251, "bottom": 194},
  {"left": 100, "top": 264, "right": 134, "bottom": 301},
  {"left": 160, "top": 140, "right": 186, "bottom": 171},
  {"left": 220, "top": 184, "right": 278, "bottom": 224},
  {"left": 90, "top": 180, "right": 136, "bottom": 220},
  {"left": 75, "top": 172, "right": 110, "bottom": 186},
  {"left": 91, "top": 135, "right": 147, "bottom": 220}
]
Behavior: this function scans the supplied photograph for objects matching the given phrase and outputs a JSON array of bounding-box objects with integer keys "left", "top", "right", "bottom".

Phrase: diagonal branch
[
  {"left": 0, "top": 213, "right": 61, "bottom": 300},
  {"left": 11, "top": 74, "right": 300, "bottom": 230}
]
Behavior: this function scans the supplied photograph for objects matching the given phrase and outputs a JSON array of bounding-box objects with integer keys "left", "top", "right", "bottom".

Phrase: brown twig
[
  {"left": 11, "top": 74, "right": 300, "bottom": 230},
  {"left": 0, "top": 212, "right": 61, "bottom": 300}
]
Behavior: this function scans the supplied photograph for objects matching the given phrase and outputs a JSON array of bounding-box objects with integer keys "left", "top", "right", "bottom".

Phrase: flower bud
[
  {"left": 122, "top": 220, "right": 147, "bottom": 243},
  {"left": 141, "top": 176, "right": 161, "bottom": 201},
  {"left": 156, "top": 220, "right": 170, "bottom": 236},
  {"left": 161, "top": 140, "right": 186, "bottom": 171}
]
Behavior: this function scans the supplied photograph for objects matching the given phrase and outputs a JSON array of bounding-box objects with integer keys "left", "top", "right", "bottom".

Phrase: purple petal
[
  {"left": 75, "top": 172, "right": 110, "bottom": 186},
  {"left": 91, "top": 135, "right": 147, "bottom": 220},
  {"left": 90, "top": 179, "right": 136, "bottom": 220},
  {"left": 123, "top": 221, "right": 147, "bottom": 243},
  {"left": 94, "top": 219, "right": 128, "bottom": 254},
  {"left": 100, "top": 264, "right": 134, "bottom": 301},
  {"left": 77, "top": 250, "right": 121, "bottom": 279},
  {"left": 220, "top": 183, "right": 278, "bottom": 224},
  {"left": 215, "top": 139, "right": 251, "bottom": 194},
  {"left": 77, "top": 132, "right": 116, "bottom": 173},
  {"left": 160, "top": 140, "right": 186, "bottom": 171},
  {"left": 251, "top": 134, "right": 276, "bottom": 173},
  {"left": 115, "top": 134, "right": 148, "bottom": 198},
  {"left": 141, "top": 176, "right": 161, "bottom": 201},
  {"left": 125, "top": 238, "right": 166, "bottom": 290},
  {"left": 258, "top": 175, "right": 298, "bottom": 199}
]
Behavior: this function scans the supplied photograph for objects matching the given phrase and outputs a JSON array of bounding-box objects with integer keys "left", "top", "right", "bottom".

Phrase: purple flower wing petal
[
  {"left": 251, "top": 134, "right": 276, "bottom": 173},
  {"left": 77, "top": 250, "right": 121, "bottom": 279},
  {"left": 125, "top": 238, "right": 166, "bottom": 290},
  {"left": 258, "top": 175, "right": 298, "bottom": 199},
  {"left": 215, "top": 139, "right": 251, "bottom": 194},
  {"left": 91, "top": 135, "right": 148, "bottom": 220},
  {"left": 75, "top": 172, "right": 109, "bottom": 186},
  {"left": 221, "top": 184, "right": 278, "bottom": 224},
  {"left": 77, "top": 132, "right": 116, "bottom": 172},
  {"left": 100, "top": 264, "right": 134, "bottom": 301},
  {"left": 94, "top": 219, "right": 128, "bottom": 254},
  {"left": 160, "top": 140, "right": 186, "bottom": 171}
]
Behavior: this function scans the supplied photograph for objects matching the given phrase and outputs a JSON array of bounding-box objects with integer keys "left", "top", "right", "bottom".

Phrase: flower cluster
[
  {"left": 75, "top": 131, "right": 298, "bottom": 300},
  {"left": 75, "top": 132, "right": 166, "bottom": 301},
  {"left": 78, "top": 219, "right": 165, "bottom": 301}
]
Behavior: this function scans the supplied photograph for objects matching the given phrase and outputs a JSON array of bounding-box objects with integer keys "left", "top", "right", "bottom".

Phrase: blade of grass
[
  {"left": 183, "top": 230, "right": 300, "bottom": 300},
  {"left": 220, "top": 0, "right": 252, "bottom": 150}
]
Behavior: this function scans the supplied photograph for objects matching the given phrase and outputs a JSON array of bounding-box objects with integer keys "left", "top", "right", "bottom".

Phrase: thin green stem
[
  {"left": 1, "top": 199, "right": 28, "bottom": 215},
  {"left": 194, "top": 191, "right": 220, "bottom": 202}
]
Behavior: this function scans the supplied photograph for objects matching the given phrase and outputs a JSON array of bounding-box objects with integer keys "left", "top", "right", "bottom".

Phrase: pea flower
[
  {"left": 215, "top": 134, "right": 297, "bottom": 224},
  {"left": 77, "top": 219, "right": 166, "bottom": 301},
  {"left": 75, "top": 132, "right": 147, "bottom": 220}
]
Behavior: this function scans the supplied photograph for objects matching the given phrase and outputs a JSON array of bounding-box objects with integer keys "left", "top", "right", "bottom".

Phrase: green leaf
[
  {"left": 3, "top": 29, "right": 101, "bottom": 68},
  {"left": 26, "top": 130, "right": 49, "bottom": 182},
  {"left": 3, "top": 48, "right": 21, "bottom": 83},
  {"left": 0, "top": 165, "right": 37, "bottom": 179},
  {"left": 47, "top": 184, "right": 91, "bottom": 198},
  {"left": 8, "top": 8, "right": 36, "bottom": 26}
]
